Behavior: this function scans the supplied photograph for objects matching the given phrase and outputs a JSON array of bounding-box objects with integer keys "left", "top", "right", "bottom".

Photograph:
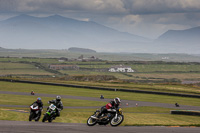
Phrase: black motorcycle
[
  {"left": 29, "top": 103, "right": 40, "bottom": 121},
  {"left": 87, "top": 107, "right": 124, "bottom": 126},
  {"left": 31, "top": 91, "right": 35, "bottom": 95},
  {"left": 42, "top": 104, "right": 57, "bottom": 123}
]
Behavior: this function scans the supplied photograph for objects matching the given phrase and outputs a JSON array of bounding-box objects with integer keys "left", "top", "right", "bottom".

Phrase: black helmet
[
  {"left": 37, "top": 97, "right": 41, "bottom": 103},
  {"left": 114, "top": 97, "right": 121, "bottom": 105},
  {"left": 56, "top": 96, "right": 61, "bottom": 101}
]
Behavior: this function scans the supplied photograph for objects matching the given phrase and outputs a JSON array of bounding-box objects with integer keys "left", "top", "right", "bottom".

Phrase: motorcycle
[
  {"left": 42, "top": 104, "right": 57, "bottom": 123},
  {"left": 29, "top": 103, "right": 40, "bottom": 121},
  {"left": 31, "top": 91, "right": 35, "bottom": 95},
  {"left": 87, "top": 107, "right": 124, "bottom": 126}
]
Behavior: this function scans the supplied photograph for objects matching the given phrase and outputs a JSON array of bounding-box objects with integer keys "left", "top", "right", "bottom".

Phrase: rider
[
  {"left": 92, "top": 97, "right": 121, "bottom": 119},
  {"left": 31, "top": 90, "right": 34, "bottom": 95},
  {"left": 30, "top": 97, "right": 43, "bottom": 120},
  {"left": 48, "top": 96, "right": 63, "bottom": 119}
]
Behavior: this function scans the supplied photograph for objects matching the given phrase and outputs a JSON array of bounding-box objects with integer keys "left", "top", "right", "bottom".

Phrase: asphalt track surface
[{"left": 0, "top": 120, "right": 200, "bottom": 133}]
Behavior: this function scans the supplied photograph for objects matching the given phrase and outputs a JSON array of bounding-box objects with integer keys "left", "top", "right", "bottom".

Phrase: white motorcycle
[{"left": 29, "top": 103, "right": 41, "bottom": 121}]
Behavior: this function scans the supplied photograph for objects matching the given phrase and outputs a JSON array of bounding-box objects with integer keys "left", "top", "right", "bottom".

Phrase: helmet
[
  {"left": 37, "top": 97, "right": 41, "bottom": 103},
  {"left": 56, "top": 96, "right": 61, "bottom": 101},
  {"left": 114, "top": 97, "right": 121, "bottom": 105}
]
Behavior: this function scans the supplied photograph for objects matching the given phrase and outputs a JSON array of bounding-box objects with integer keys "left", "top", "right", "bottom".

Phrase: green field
[
  {"left": 1, "top": 50, "right": 200, "bottom": 62},
  {"left": 1, "top": 107, "right": 200, "bottom": 126},
  {"left": 10, "top": 78, "right": 200, "bottom": 95},
  {"left": 1, "top": 81, "right": 200, "bottom": 126},
  {"left": 1, "top": 55, "right": 200, "bottom": 126},
  {"left": 1, "top": 57, "right": 200, "bottom": 82},
  {"left": 1, "top": 81, "right": 200, "bottom": 106},
  {"left": 0, "top": 94, "right": 106, "bottom": 107},
  {"left": 1, "top": 56, "right": 200, "bottom": 83},
  {"left": 0, "top": 62, "right": 53, "bottom": 75}
]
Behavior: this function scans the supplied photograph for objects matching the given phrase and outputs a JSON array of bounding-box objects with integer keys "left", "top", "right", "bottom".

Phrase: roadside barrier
[{"left": 171, "top": 110, "right": 200, "bottom": 116}]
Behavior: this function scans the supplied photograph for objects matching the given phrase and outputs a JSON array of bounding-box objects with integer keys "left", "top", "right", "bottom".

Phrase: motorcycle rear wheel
[
  {"left": 87, "top": 117, "right": 97, "bottom": 126},
  {"left": 110, "top": 115, "right": 124, "bottom": 127}
]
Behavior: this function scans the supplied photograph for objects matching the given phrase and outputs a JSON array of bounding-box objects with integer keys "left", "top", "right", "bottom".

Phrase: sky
[{"left": 0, "top": 0, "right": 200, "bottom": 39}]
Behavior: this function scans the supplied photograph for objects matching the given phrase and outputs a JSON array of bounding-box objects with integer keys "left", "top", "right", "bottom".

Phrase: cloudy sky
[{"left": 0, "top": 0, "right": 200, "bottom": 39}]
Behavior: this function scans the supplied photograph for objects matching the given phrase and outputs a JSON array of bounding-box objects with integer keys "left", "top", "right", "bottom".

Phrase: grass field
[
  {"left": 0, "top": 62, "right": 53, "bottom": 75},
  {"left": 16, "top": 79, "right": 200, "bottom": 95},
  {"left": 1, "top": 106, "right": 200, "bottom": 126},
  {"left": 1, "top": 50, "right": 200, "bottom": 62},
  {"left": 1, "top": 81, "right": 200, "bottom": 106},
  {"left": 1, "top": 57, "right": 200, "bottom": 83},
  {"left": 126, "top": 73, "right": 200, "bottom": 80},
  {"left": 129, "top": 64, "right": 200, "bottom": 72},
  {"left": 0, "top": 94, "right": 106, "bottom": 107},
  {"left": 1, "top": 51, "right": 200, "bottom": 126},
  {"left": 1, "top": 81, "right": 200, "bottom": 126}
]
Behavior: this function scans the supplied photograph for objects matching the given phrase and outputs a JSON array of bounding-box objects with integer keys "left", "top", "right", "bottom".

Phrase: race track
[
  {"left": 0, "top": 120, "right": 200, "bottom": 133},
  {"left": 1, "top": 90, "right": 200, "bottom": 133},
  {"left": 1, "top": 90, "right": 200, "bottom": 110}
]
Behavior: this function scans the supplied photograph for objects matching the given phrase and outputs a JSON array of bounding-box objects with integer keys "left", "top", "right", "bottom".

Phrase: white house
[{"left": 108, "top": 65, "right": 134, "bottom": 73}]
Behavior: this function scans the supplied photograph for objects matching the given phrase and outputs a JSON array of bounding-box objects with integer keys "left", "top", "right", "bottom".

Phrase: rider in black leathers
[
  {"left": 30, "top": 97, "right": 43, "bottom": 120},
  {"left": 48, "top": 96, "right": 63, "bottom": 118},
  {"left": 93, "top": 97, "right": 121, "bottom": 119}
]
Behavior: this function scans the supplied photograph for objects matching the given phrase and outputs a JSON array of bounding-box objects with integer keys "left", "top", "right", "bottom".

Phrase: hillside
[
  {"left": 68, "top": 47, "right": 96, "bottom": 53},
  {"left": 0, "top": 14, "right": 149, "bottom": 52},
  {"left": 154, "top": 26, "right": 200, "bottom": 53}
]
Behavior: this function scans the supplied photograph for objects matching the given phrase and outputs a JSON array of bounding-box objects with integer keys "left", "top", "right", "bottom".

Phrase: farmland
[{"left": 0, "top": 56, "right": 200, "bottom": 84}]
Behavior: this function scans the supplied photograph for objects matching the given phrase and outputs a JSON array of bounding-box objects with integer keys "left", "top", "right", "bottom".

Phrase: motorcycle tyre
[
  {"left": 29, "top": 112, "right": 34, "bottom": 121},
  {"left": 110, "top": 115, "right": 124, "bottom": 127},
  {"left": 48, "top": 118, "right": 52, "bottom": 123},
  {"left": 87, "top": 117, "right": 97, "bottom": 126},
  {"left": 42, "top": 114, "right": 48, "bottom": 122}
]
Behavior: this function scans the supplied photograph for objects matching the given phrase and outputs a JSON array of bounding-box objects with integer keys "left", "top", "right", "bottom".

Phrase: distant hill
[
  {"left": 68, "top": 47, "right": 96, "bottom": 53},
  {"left": 0, "top": 14, "right": 149, "bottom": 52},
  {"left": 153, "top": 26, "right": 200, "bottom": 53},
  {"left": 0, "top": 47, "right": 7, "bottom": 51},
  {"left": 156, "top": 26, "right": 200, "bottom": 43},
  {"left": 0, "top": 14, "right": 199, "bottom": 53}
]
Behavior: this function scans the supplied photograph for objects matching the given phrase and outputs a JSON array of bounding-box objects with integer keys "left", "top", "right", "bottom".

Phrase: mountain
[
  {"left": 1, "top": 14, "right": 199, "bottom": 53},
  {"left": 68, "top": 47, "right": 96, "bottom": 53},
  {"left": 0, "top": 14, "right": 150, "bottom": 52},
  {"left": 154, "top": 26, "right": 200, "bottom": 53}
]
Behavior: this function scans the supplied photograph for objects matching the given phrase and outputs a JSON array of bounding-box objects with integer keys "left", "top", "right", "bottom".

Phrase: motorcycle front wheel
[
  {"left": 42, "top": 114, "right": 49, "bottom": 122},
  {"left": 29, "top": 112, "right": 34, "bottom": 121},
  {"left": 110, "top": 115, "right": 124, "bottom": 127},
  {"left": 87, "top": 117, "right": 97, "bottom": 126}
]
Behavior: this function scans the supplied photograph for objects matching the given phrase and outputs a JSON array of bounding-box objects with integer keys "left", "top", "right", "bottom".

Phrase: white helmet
[
  {"left": 56, "top": 96, "right": 61, "bottom": 101},
  {"left": 114, "top": 97, "right": 121, "bottom": 105}
]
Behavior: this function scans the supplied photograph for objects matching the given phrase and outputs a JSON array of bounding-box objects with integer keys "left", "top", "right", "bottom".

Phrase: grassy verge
[
  {"left": 0, "top": 94, "right": 106, "bottom": 107},
  {"left": 124, "top": 113, "right": 200, "bottom": 126},
  {"left": 1, "top": 81, "right": 200, "bottom": 106},
  {"left": 9, "top": 78, "right": 200, "bottom": 95},
  {"left": 1, "top": 107, "right": 200, "bottom": 126}
]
